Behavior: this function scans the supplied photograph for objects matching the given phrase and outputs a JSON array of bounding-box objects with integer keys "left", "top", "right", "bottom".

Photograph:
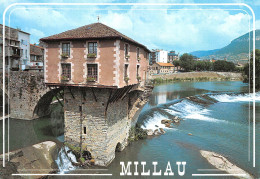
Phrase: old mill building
[{"left": 40, "top": 23, "right": 151, "bottom": 166}]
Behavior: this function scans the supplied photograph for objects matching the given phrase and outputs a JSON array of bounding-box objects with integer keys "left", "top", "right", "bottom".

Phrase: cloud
[
  {"left": 7, "top": 4, "right": 251, "bottom": 53},
  {"left": 27, "top": 28, "right": 45, "bottom": 44}
]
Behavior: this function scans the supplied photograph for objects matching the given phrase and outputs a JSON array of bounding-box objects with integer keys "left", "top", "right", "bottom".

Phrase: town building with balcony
[{"left": 0, "top": 24, "right": 30, "bottom": 71}]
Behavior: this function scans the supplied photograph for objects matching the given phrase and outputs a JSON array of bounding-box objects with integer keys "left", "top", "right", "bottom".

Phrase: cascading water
[
  {"left": 55, "top": 146, "right": 77, "bottom": 174},
  {"left": 140, "top": 92, "right": 260, "bottom": 129}
]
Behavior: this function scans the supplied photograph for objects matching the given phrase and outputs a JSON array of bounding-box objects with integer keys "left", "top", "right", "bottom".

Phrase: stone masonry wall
[
  {"left": 0, "top": 71, "right": 50, "bottom": 120},
  {"left": 64, "top": 86, "right": 151, "bottom": 166},
  {"left": 64, "top": 87, "right": 110, "bottom": 166}
]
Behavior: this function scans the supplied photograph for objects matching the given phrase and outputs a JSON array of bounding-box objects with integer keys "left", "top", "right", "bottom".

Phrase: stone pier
[{"left": 64, "top": 85, "right": 152, "bottom": 166}]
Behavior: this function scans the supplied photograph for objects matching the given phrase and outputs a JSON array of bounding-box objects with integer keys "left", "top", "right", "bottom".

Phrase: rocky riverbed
[{"left": 144, "top": 116, "right": 182, "bottom": 136}]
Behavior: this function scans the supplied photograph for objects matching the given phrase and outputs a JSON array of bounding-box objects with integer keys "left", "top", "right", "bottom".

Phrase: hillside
[
  {"left": 190, "top": 30, "right": 260, "bottom": 63},
  {"left": 190, "top": 49, "right": 219, "bottom": 58}
]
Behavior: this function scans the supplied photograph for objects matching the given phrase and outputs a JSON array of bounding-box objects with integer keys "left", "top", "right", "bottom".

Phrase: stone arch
[{"left": 33, "top": 87, "right": 63, "bottom": 118}]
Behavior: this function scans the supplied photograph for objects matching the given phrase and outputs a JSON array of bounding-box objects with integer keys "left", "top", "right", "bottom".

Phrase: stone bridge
[
  {"left": 0, "top": 71, "right": 62, "bottom": 120},
  {"left": 1, "top": 71, "right": 153, "bottom": 166}
]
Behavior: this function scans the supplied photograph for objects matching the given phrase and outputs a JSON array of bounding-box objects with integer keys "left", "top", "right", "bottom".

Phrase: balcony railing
[{"left": 5, "top": 46, "right": 21, "bottom": 57}]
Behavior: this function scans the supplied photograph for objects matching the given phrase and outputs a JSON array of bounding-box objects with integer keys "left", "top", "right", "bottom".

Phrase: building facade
[
  {"left": 41, "top": 23, "right": 150, "bottom": 88},
  {"left": 30, "top": 44, "right": 44, "bottom": 71},
  {"left": 168, "top": 50, "right": 179, "bottom": 63},
  {"left": 0, "top": 25, "right": 21, "bottom": 71},
  {"left": 150, "top": 62, "right": 175, "bottom": 74},
  {"left": 18, "top": 30, "right": 30, "bottom": 70},
  {"left": 0, "top": 24, "right": 30, "bottom": 71},
  {"left": 150, "top": 49, "right": 168, "bottom": 64}
]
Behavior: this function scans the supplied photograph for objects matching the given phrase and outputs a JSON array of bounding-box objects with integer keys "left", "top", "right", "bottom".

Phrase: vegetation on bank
[
  {"left": 174, "top": 53, "right": 240, "bottom": 72},
  {"left": 243, "top": 49, "right": 260, "bottom": 90},
  {"left": 151, "top": 76, "right": 232, "bottom": 84},
  {"left": 64, "top": 142, "right": 92, "bottom": 165},
  {"left": 128, "top": 124, "right": 147, "bottom": 142}
]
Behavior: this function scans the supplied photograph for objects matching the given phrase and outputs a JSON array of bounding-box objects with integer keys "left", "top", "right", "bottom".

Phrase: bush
[{"left": 128, "top": 124, "right": 147, "bottom": 142}]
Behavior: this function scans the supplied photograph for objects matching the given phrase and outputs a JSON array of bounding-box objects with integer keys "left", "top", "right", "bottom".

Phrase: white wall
[
  {"left": 156, "top": 50, "right": 168, "bottom": 63},
  {"left": 18, "top": 31, "right": 30, "bottom": 70}
]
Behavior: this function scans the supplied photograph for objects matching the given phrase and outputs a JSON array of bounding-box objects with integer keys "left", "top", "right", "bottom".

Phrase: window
[
  {"left": 88, "top": 42, "right": 97, "bottom": 54},
  {"left": 125, "top": 44, "right": 129, "bottom": 56},
  {"left": 62, "top": 43, "right": 70, "bottom": 56},
  {"left": 0, "top": 45, "right": 2, "bottom": 54},
  {"left": 25, "top": 49, "right": 27, "bottom": 58},
  {"left": 61, "top": 63, "right": 71, "bottom": 79},
  {"left": 137, "top": 65, "right": 140, "bottom": 77},
  {"left": 87, "top": 64, "right": 98, "bottom": 81},
  {"left": 124, "top": 64, "right": 129, "bottom": 77},
  {"left": 84, "top": 127, "right": 86, "bottom": 134},
  {"left": 137, "top": 48, "right": 140, "bottom": 58}
]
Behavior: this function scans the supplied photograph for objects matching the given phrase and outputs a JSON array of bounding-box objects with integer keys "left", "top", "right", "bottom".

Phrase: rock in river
[
  {"left": 161, "top": 119, "right": 172, "bottom": 124},
  {"left": 146, "top": 129, "right": 154, "bottom": 136}
]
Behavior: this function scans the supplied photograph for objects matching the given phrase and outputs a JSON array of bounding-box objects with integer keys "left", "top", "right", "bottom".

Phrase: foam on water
[
  {"left": 142, "top": 112, "right": 169, "bottom": 130},
  {"left": 210, "top": 92, "right": 260, "bottom": 103},
  {"left": 56, "top": 146, "right": 77, "bottom": 174},
  {"left": 142, "top": 99, "right": 222, "bottom": 129},
  {"left": 171, "top": 100, "right": 221, "bottom": 122}
]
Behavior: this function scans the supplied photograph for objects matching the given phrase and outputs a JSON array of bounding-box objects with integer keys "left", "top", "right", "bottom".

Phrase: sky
[{"left": 1, "top": 0, "right": 260, "bottom": 54}]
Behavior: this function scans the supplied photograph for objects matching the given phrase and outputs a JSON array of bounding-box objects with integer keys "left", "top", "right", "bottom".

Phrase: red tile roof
[
  {"left": 40, "top": 23, "right": 150, "bottom": 52},
  {"left": 156, "top": 62, "right": 174, "bottom": 67},
  {"left": 30, "top": 44, "right": 44, "bottom": 56}
]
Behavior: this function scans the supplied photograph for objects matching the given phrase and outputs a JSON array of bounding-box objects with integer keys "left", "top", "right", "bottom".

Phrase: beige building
[
  {"left": 40, "top": 23, "right": 150, "bottom": 88},
  {"left": 30, "top": 44, "right": 44, "bottom": 71},
  {"left": 150, "top": 62, "right": 175, "bottom": 74}
]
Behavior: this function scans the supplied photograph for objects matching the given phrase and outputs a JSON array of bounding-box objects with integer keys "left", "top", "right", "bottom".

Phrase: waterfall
[{"left": 55, "top": 146, "right": 77, "bottom": 174}]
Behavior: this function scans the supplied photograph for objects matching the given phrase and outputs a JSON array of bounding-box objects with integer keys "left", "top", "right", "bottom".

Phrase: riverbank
[
  {"left": 148, "top": 72, "right": 242, "bottom": 84},
  {"left": 0, "top": 141, "right": 59, "bottom": 178}
]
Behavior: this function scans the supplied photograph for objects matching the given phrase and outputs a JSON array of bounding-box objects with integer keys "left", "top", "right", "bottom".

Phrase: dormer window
[{"left": 61, "top": 43, "right": 70, "bottom": 57}]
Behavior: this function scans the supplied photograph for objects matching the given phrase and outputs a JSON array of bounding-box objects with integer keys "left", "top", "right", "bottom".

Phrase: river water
[
  {"left": 1, "top": 81, "right": 259, "bottom": 178},
  {"left": 106, "top": 81, "right": 260, "bottom": 178}
]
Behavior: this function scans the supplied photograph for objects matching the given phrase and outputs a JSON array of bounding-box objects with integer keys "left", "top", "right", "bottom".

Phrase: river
[{"left": 1, "top": 80, "right": 260, "bottom": 178}]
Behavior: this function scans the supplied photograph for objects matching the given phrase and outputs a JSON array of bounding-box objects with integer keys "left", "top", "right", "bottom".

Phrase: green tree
[
  {"left": 243, "top": 49, "right": 260, "bottom": 90},
  {"left": 179, "top": 53, "right": 195, "bottom": 72},
  {"left": 213, "top": 60, "right": 235, "bottom": 72},
  {"left": 204, "top": 61, "right": 213, "bottom": 71},
  {"left": 194, "top": 61, "right": 206, "bottom": 71},
  {"left": 172, "top": 60, "right": 180, "bottom": 67}
]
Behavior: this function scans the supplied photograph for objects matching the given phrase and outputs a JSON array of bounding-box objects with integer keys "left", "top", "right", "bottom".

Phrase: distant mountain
[
  {"left": 190, "top": 30, "right": 260, "bottom": 63},
  {"left": 190, "top": 49, "right": 219, "bottom": 58}
]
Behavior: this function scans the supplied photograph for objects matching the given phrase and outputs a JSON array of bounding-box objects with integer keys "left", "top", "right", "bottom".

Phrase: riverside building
[{"left": 40, "top": 22, "right": 151, "bottom": 166}]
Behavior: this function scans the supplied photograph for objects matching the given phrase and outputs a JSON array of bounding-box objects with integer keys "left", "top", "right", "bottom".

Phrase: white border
[{"left": 2, "top": 2, "right": 256, "bottom": 177}]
